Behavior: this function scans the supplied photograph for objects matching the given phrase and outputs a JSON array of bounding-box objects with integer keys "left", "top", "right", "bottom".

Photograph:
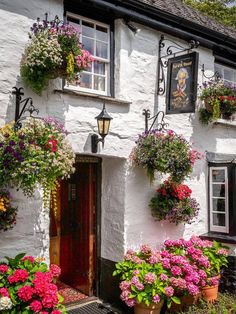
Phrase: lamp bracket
[
  {"left": 143, "top": 109, "right": 169, "bottom": 133},
  {"left": 12, "top": 87, "right": 39, "bottom": 129},
  {"left": 201, "top": 64, "right": 221, "bottom": 82},
  {"left": 157, "top": 34, "right": 199, "bottom": 95},
  {"left": 91, "top": 134, "right": 104, "bottom": 153}
]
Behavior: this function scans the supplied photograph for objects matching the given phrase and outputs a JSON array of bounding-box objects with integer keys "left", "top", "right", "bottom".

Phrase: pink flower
[
  {"left": 198, "top": 270, "right": 207, "bottom": 279},
  {"left": 218, "top": 248, "right": 228, "bottom": 256},
  {"left": 30, "top": 300, "right": 42, "bottom": 313},
  {"left": 170, "top": 278, "right": 187, "bottom": 290},
  {"left": 120, "top": 290, "right": 130, "bottom": 301},
  {"left": 50, "top": 264, "right": 61, "bottom": 278},
  {"left": 187, "top": 283, "right": 199, "bottom": 296},
  {"left": 0, "top": 265, "right": 8, "bottom": 273},
  {"left": 126, "top": 249, "right": 135, "bottom": 255},
  {"left": 132, "top": 256, "right": 143, "bottom": 264},
  {"left": 131, "top": 276, "right": 139, "bottom": 285},
  {"left": 18, "top": 285, "right": 34, "bottom": 302},
  {"left": 22, "top": 255, "right": 35, "bottom": 263},
  {"left": 51, "top": 311, "right": 61, "bottom": 314},
  {"left": 148, "top": 254, "right": 160, "bottom": 264},
  {"left": 160, "top": 274, "right": 168, "bottom": 281},
  {"left": 135, "top": 282, "right": 144, "bottom": 291},
  {"left": 42, "top": 291, "right": 58, "bottom": 309},
  {"left": 152, "top": 294, "right": 161, "bottom": 303},
  {"left": 144, "top": 272, "right": 157, "bottom": 284},
  {"left": 119, "top": 281, "right": 131, "bottom": 291},
  {"left": 132, "top": 269, "right": 140, "bottom": 276},
  {"left": 140, "top": 244, "right": 152, "bottom": 255},
  {"left": 162, "top": 258, "right": 171, "bottom": 269},
  {"left": 164, "top": 286, "right": 174, "bottom": 297},
  {"left": 0, "top": 288, "right": 9, "bottom": 297},
  {"left": 125, "top": 298, "right": 136, "bottom": 307},
  {"left": 8, "top": 269, "right": 28, "bottom": 283},
  {"left": 171, "top": 266, "right": 182, "bottom": 276},
  {"left": 209, "top": 277, "right": 219, "bottom": 286}
]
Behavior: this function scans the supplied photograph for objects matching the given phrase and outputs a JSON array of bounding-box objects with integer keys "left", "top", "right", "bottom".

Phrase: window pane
[
  {"left": 82, "top": 21, "right": 94, "bottom": 38},
  {"left": 224, "top": 69, "right": 234, "bottom": 82},
  {"left": 96, "top": 41, "right": 108, "bottom": 59},
  {"left": 96, "top": 25, "right": 108, "bottom": 42},
  {"left": 94, "top": 76, "right": 105, "bottom": 91},
  {"left": 212, "top": 169, "right": 225, "bottom": 182},
  {"left": 79, "top": 73, "right": 92, "bottom": 89},
  {"left": 213, "top": 213, "right": 225, "bottom": 227},
  {"left": 94, "top": 61, "right": 105, "bottom": 75},
  {"left": 82, "top": 36, "right": 94, "bottom": 55},
  {"left": 213, "top": 199, "right": 225, "bottom": 212},
  {"left": 212, "top": 184, "right": 225, "bottom": 197}
]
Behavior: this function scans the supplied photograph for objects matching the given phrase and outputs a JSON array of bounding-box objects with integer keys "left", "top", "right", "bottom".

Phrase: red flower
[
  {"left": 18, "top": 285, "right": 34, "bottom": 302},
  {"left": 22, "top": 255, "right": 35, "bottom": 263},
  {"left": 50, "top": 264, "right": 61, "bottom": 278},
  {"left": 0, "top": 264, "right": 9, "bottom": 273},
  {"left": 46, "top": 136, "right": 58, "bottom": 152},
  {"left": 0, "top": 287, "right": 9, "bottom": 297},
  {"left": 8, "top": 269, "right": 28, "bottom": 283},
  {"left": 29, "top": 300, "right": 42, "bottom": 313}
]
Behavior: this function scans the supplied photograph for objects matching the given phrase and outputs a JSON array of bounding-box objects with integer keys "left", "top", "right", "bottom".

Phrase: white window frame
[
  {"left": 214, "top": 63, "right": 236, "bottom": 85},
  {"left": 65, "top": 12, "right": 110, "bottom": 96},
  {"left": 209, "top": 167, "right": 229, "bottom": 233}
]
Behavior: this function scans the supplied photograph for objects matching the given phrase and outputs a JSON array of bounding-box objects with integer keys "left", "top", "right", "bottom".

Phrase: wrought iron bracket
[
  {"left": 143, "top": 109, "right": 169, "bottom": 133},
  {"left": 91, "top": 134, "right": 104, "bottom": 153},
  {"left": 201, "top": 64, "right": 221, "bottom": 82},
  {"left": 157, "top": 34, "right": 200, "bottom": 95},
  {"left": 12, "top": 87, "right": 39, "bottom": 128}
]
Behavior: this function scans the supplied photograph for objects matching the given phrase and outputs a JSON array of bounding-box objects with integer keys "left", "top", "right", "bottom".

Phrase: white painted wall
[{"left": 0, "top": 1, "right": 235, "bottom": 263}]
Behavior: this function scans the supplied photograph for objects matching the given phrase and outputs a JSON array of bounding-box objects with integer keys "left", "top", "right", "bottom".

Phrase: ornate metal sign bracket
[
  {"left": 12, "top": 87, "right": 39, "bottom": 128},
  {"left": 201, "top": 64, "right": 221, "bottom": 82},
  {"left": 157, "top": 34, "right": 200, "bottom": 95},
  {"left": 143, "top": 109, "right": 169, "bottom": 133}
]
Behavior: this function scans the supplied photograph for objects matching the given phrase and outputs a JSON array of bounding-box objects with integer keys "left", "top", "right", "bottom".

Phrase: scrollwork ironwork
[
  {"left": 143, "top": 110, "right": 169, "bottom": 133},
  {"left": 201, "top": 64, "right": 221, "bottom": 82}
]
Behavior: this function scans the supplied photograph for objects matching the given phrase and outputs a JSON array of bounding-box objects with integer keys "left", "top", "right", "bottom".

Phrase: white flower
[{"left": 0, "top": 297, "right": 13, "bottom": 310}]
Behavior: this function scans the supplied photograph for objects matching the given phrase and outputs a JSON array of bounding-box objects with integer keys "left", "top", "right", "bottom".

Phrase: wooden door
[{"left": 50, "top": 158, "right": 99, "bottom": 296}]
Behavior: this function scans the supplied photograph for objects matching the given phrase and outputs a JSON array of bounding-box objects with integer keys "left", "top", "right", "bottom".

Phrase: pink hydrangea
[
  {"left": 132, "top": 256, "right": 143, "bottom": 264},
  {"left": 0, "top": 265, "right": 9, "bottom": 273},
  {"left": 29, "top": 300, "right": 42, "bottom": 313},
  {"left": 187, "top": 283, "right": 199, "bottom": 296},
  {"left": 125, "top": 298, "right": 136, "bottom": 307},
  {"left": 218, "top": 248, "right": 228, "bottom": 256},
  {"left": 120, "top": 290, "right": 130, "bottom": 302},
  {"left": 119, "top": 281, "right": 131, "bottom": 291},
  {"left": 148, "top": 254, "right": 160, "bottom": 264},
  {"left": 8, "top": 269, "right": 28, "bottom": 283},
  {"left": 22, "top": 256, "right": 35, "bottom": 263},
  {"left": 140, "top": 244, "right": 152, "bottom": 255},
  {"left": 152, "top": 294, "right": 161, "bottom": 303},
  {"left": 198, "top": 270, "right": 207, "bottom": 279},
  {"left": 162, "top": 258, "right": 171, "bottom": 269},
  {"left": 170, "top": 278, "right": 187, "bottom": 290},
  {"left": 132, "top": 269, "right": 140, "bottom": 276},
  {"left": 51, "top": 311, "right": 61, "bottom": 314},
  {"left": 135, "top": 282, "right": 144, "bottom": 291},
  {"left": 160, "top": 274, "right": 168, "bottom": 281},
  {"left": 144, "top": 272, "right": 157, "bottom": 284},
  {"left": 209, "top": 277, "right": 219, "bottom": 286},
  {"left": 0, "top": 288, "right": 9, "bottom": 297},
  {"left": 50, "top": 264, "right": 61, "bottom": 278},
  {"left": 131, "top": 276, "right": 139, "bottom": 285},
  {"left": 164, "top": 286, "right": 174, "bottom": 297},
  {"left": 18, "top": 285, "right": 34, "bottom": 302},
  {"left": 171, "top": 266, "right": 182, "bottom": 276}
]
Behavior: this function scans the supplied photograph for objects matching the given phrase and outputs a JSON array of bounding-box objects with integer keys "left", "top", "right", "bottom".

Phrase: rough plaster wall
[{"left": 101, "top": 157, "right": 126, "bottom": 262}]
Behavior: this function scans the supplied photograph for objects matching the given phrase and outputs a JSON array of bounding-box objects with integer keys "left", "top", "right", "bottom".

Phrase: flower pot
[
  {"left": 134, "top": 301, "right": 164, "bottom": 314},
  {"left": 169, "top": 294, "right": 200, "bottom": 313},
  {"left": 201, "top": 276, "right": 220, "bottom": 302}
]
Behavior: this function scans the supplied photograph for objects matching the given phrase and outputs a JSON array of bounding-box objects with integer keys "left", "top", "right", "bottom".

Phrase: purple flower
[
  {"left": 0, "top": 142, "right": 4, "bottom": 148},
  {"left": 9, "top": 140, "right": 15, "bottom": 146}
]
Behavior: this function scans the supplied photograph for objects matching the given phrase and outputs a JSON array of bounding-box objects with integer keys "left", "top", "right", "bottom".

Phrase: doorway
[{"left": 50, "top": 156, "right": 101, "bottom": 296}]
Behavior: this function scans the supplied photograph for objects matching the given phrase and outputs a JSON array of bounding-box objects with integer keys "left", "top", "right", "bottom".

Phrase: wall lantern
[{"left": 91, "top": 104, "right": 113, "bottom": 153}]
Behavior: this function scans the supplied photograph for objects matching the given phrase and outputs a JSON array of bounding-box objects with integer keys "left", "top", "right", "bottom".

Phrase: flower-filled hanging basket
[
  {"left": 0, "top": 190, "right": 17, "bottom": 232},
  {"left": 131, "top": 130, "right": 202, "bottom": 182},
  {"left": 149, "top": 180, "right": 200, "bottom": 224},
  {"left": 0, "top": 118, "right": 75, "bottom": 208},
  {"left": 20, "top": 16, "right": 93, "bottom": 94}
]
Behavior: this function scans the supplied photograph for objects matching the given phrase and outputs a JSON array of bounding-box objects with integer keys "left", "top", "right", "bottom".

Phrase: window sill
[
  {"left": 54, "top": 89, "right": 131, "bottom": 106},
  {"left": 200, "top": 232, "right": 236, "bottom": 244},
  {"left": 213, "top": 118, "right": 236, "bottom": 127}
]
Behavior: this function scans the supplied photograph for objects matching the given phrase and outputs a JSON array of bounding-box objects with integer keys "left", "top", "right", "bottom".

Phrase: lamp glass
[{"left": 97, "top": 118, "right": 111, "bottom": 137}]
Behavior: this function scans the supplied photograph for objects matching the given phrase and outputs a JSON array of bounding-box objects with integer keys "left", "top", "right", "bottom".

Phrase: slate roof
[{"left": 137, "top": 0, "right": 236, "bottom": 40}]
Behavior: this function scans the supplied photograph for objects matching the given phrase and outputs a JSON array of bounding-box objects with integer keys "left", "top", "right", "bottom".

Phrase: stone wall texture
[{"left": 0, "top": 0, "right": 236, "bottom": 264}]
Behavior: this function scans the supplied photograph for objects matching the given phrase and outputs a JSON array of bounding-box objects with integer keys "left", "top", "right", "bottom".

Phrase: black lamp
[{"left": 91, "top": 104, "right": 113, "bottom": 153}]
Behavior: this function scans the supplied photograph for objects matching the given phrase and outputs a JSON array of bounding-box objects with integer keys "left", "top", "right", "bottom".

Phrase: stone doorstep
[{"left": 66, "top": 299, "right": 122, "bottom": 314}]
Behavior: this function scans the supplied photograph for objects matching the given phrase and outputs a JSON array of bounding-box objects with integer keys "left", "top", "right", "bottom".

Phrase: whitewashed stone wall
[{"left": 0, "top": 0, "right": 235, "bottom": 263}]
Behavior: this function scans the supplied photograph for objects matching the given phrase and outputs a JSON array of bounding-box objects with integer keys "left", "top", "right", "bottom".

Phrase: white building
[{"left": 0, "top": 0, "right": 236, "bottom": 309}]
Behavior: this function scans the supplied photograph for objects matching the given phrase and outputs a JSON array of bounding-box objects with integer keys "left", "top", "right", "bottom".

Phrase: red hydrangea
[
  {"left": 22, "top": 255, "right": 35, "bottom": 263},
  {"left": 8, "top": 269, "right": 28, "bottom": 283},
  {"left": 50, "top": 264, "right": 61, "bottom": 277},
  {"left": 0, "top": 287, "right": 10, "bottom": 297},
  {"left": 18, "top": 285, "right": 35, "bottom": 302},
  {"left": 29, "top": 300, "right": 42, "bottom": 313},
  {"left": 0, "top": 264, "right": 9, "bottom": 273}
]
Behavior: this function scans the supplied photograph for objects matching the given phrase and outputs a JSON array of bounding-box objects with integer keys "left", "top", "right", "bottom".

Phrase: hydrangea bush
[
  {"left": 131, "top": 130, "right": 202, "bottom": 183},
  {"left": 149, "top": 180, "right": 200, "bottom": 224},
  {"left": 0, "top": 190, "right": 17, "bottom": 232},
  {"left": 0, "top": 118, "right": 75, "bottom": 208},
  {"left": 21, "top": 16, "right": 93, "bottom": 94},
  {"left": 0, "top": 253, "right": 65, "bottom": 313}
]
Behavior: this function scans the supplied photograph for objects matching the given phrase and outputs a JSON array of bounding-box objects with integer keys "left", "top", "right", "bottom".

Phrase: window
[
  {"left": 209, "top": 167, "right": 229, "bottom": 233},
  {"left": 66, "top": 13, "right": 110, "bottom": 95},
  {"left": 214, "top": 63, "right": 236, "bottom": 85},
  {"left": 208, "top": 163, "right": 236, "bottom": 236}
]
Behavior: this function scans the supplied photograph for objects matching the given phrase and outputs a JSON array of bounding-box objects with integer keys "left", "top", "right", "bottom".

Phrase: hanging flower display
[
  {"left": 131, "top": 130, "right": 202, "bottom": 182},
  {"left": 199, "top": 80, "right": 236, "bottom": 124},
  {"left": 149, "top": 180, "right": 200, "bottom": 224},
  {"left": 0, "top": 117, "right": 75, "bottom": 208},
  {"left": 0, "top": 190, "right": 17, "bottom": 232},
  {"left": 20, "top": 16, "right": 93, "bottom": 94}
]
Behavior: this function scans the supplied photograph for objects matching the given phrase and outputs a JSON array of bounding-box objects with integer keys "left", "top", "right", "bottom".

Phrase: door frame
[{"left": 75, "top": 155, "right": 102, "bottom": 296}]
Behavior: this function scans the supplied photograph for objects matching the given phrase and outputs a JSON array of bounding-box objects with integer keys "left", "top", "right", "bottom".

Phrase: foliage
[
  {"left": 20, "top": 16, "right": 93, "bottom": 94},
  {"left": 0, "top": 253, "right": 66, "bottom": 313},
  {"left": 178, "top": 292, "right": 236, "bottom": 314},
  {"left": 131, "top": 130, "right": 202, "bottom": 183},
  {"left": 150, "top": 180, "right": 200, "bottom": 224},
  {"left": 164, "top": 236, "right": 229, "bottom": 282},
  {"left": 182, "top": 0, "right": 236, "bottom": 30},
  {"left": 0, "top": 118, "right": 75, "bottom": 208},
  {"left": 0, "top": 190, "right": 17, "bottom": 232},
  {"left": 199, "top": 80, "right": 236, "bottom": 124}
]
